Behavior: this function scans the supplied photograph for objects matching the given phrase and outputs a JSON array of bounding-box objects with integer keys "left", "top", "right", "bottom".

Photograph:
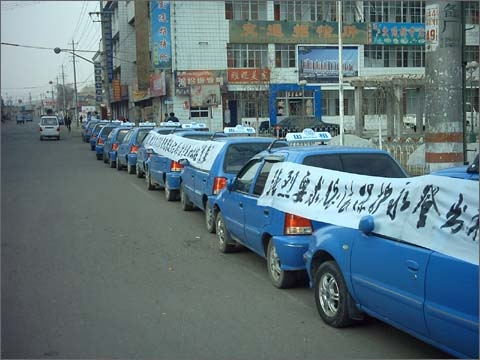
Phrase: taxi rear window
[
  {"left": 302, "top": 153, "right": 407, "bottom": 178},
  {"left": 223, "top": 142, "right": 275, "bottom": 173}
]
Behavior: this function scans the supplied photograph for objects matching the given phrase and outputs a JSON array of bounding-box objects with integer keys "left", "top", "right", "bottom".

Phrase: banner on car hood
[
  {"left": 143, "top": 131, "right": 225, "bottom": 171},
  {"left": 257, "top": 162, "right": 479, "bottom": 265}
]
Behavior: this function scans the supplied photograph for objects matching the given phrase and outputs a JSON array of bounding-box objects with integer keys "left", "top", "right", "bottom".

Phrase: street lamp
[{"left": 466, "top": 61, "right": 479, "bottom": 142}]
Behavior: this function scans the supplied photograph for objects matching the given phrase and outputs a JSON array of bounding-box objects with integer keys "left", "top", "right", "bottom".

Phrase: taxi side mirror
[
  {"left": 359, "top": 215, "right": 375, "bottom": 235},
  {"left": 177, "top": 158, "right": 190, "bottom": 167}
]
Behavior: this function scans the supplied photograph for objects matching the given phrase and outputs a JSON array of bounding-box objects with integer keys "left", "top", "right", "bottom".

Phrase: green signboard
[{"left": 229, "top": 21, "right": 368, "bottom": 44}]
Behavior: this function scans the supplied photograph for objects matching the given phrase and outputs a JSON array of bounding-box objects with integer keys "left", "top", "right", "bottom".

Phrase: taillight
[
  {"left": 97, "top": 138, "right": 104, "bottom": 145},
  {"left": 130, "top": 144, "right": 139, "bottom": 153},
  {"left": 212, "top": 177, "right": 227, "bottom": 195},
  {"left": 112, "top": 142, "right": 119, "bottom": 151},
  {"left": 170, "top": 160, "right": 183, "bottom": 172},
  {"left": 284, "top": 213, "right": 312, "bottom": 235},
  {"left": 39, "top": 128, "right": 43, "bottom": 132},
  {"left": 56, "top": 127, "right": 60, "bottom": 131}
]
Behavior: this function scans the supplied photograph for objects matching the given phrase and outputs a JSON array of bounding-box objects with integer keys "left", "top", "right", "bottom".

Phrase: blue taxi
[
  {"left": 116, "top": 122, "right": 156, "bottom": 174},
  {"left": 89, "top": 121, "right": 110, "bottom": 151},
  {"left": 304, "top": 170, "right": 478, "bottom": 359},
  {"left": 135, "top": 122, "right": 206, "bottom": 179},
  {"left": 82, "top": 118, "right": 100, "bottom": 142},
  {"left": 430, "top": 153, "right": 479, "bottom": 181},
  {"left": 209, "top": 129, "right": 408, "bottom": 288},
  {"left": 103, "top": 122, "right": 134, "bottom": 168},
  {"left": 94, "top": 121, "right": 122, "bottom": 160},
  {"left": 145, "top": 127, "right": 222, "bottom": 201},
  {"left": 179, "top": 125, "right": 288, "bottom": 233}
]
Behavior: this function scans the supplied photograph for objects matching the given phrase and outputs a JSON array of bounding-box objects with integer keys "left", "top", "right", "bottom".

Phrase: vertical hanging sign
[
  {"left": 425, "top": 4, "right": 439, "bottom": 52},
  {"left": 151, "top": 1, "right": 172, "bottom": 69}
]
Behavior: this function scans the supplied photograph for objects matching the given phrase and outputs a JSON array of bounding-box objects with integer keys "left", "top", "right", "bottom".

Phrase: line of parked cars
[{"left": 81, "top": 118, "right": 479, "bottom": 359}]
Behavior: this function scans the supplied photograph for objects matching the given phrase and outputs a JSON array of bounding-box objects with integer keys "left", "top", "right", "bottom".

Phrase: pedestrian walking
[{"left": 65, "top": 115, "right": 72, "bottom": 132}]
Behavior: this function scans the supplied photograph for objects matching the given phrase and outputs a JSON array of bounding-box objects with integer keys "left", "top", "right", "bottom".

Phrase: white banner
[
  {"left": 258, "top": 162, "right": 479, "bottom": 265},
  {"left": 143, "top": 131, "right": 225, "bottom": 171}
]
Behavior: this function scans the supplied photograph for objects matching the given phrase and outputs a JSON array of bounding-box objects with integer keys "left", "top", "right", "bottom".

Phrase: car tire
[
  {"left": 313, "top": 261, "right": 353, "bottom": 328},
  {"left": 180, "top": 184, "right": 194, "bottom": 211},
  {"left": 146, "top": 170, "right": 155, "bottom": 190},
  {"left": 267, "top": 240, "right": 296, "bottom": 289},
  {"left": 103, "top": 156, "right": 108, "bottom": 164},
  {"left": 116, "top": 158, "right": 122, "bottom": 171},
  {"left": 128, "top": 163, "right": 135, "bottom": 174},
  {"left": 136, "top": 163, "right": 143, "bottom": 178},
  {"left": 165, "top": 187, "right": 177, "bottom": 201},
  {"left": 205, "top": 199, "right": 215, "bottom": 233},
  {"left": 96, "top": 154, "right": 102, "bottom": 161},
  {"left": 110, "top": 158, "right": 116, "bottom": 168},
  {"left": 216, "top": 212, "right": 236, "bottom": 253}
]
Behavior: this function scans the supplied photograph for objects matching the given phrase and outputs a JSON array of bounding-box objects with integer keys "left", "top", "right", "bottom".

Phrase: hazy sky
[{"left": 1, "top": 1, "right": 102, "bottom": 104}]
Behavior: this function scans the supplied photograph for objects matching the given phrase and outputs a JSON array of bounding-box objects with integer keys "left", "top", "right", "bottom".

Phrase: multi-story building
[{"left": 101, "top": 1, "right": 479, "bottom": 135}]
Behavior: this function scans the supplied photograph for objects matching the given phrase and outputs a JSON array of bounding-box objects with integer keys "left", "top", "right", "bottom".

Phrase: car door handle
[
  {"left": 263, "top": 209, "right": 269, "bottom": 215},
  {"left": 406, "top": 260, "right": 419, "bottom": 271},
  {"left": 239, "top": 203, "right": 243, "bottom": 208}
]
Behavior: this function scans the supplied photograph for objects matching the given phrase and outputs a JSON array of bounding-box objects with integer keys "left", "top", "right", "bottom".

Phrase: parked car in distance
[
  {"left": 94, "top": 121, "right": 122, "bottom": 160},
  {"left": 103, "top": 123, "right": 134, "bottom": 168},
  {"left": 39, "top": 116, "right": 60, "bottom": 141},
  {"left": 89, "top": 121, "right": 110, "bottom": 151},
  {"left": 210, "top": 136, "right": 408, "bottom": 288},
  {"left": 24, "top": 113, "right": 33, "bottom": 122},
  {"left": 82, "top": 119, "right": 101, "bottom": 143},
  {"left": 145, "top": 128, "right": 223, "bottom": 201},
  {"left": 16, "top": 113, "right": 25, "bottom": 124},
  {"left": 180, "top": 126, "right": 289, "bottom": 233},
  {"left": 135, "top": 122, "right": 194, "bottom": 179},
  {"left": 116, "top": 122, "right": 156, "bottom": 174}
]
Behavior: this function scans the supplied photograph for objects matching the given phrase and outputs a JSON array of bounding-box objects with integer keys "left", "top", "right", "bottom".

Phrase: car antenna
[{"left": 266, "top": 139, "right": 283, "bottom": 152}]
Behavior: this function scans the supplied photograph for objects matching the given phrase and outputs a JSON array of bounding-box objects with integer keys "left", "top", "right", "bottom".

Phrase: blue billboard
[{"left": 151, "top": 1, "right": 172, "bottom": 69}]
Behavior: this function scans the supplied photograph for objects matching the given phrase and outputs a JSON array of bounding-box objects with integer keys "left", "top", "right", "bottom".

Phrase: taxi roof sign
[
  {"left": 139, "top": 121, "right": 157, "bottom": 127},
  {"left": 285, "top": 128, "right": 332, "bottom": 144},
  {"left": 121, "top": 121, "right": 135, "bottom": 127},
  {"left": 159, "top": 121, "right": 182, "bottom": 127},
  {"left": 224, "top": 125, "right": 256, "bottom": 135},
  {"left": 181, "top": 122, "right": 207, "bottom": 129}
]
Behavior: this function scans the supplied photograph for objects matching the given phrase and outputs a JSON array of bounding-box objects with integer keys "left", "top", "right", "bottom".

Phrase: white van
[{"left": 39, "top": 116, "right": 60, "bottom": 141}]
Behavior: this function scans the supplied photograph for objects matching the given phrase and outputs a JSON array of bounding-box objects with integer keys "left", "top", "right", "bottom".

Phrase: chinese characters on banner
[
  {"left": 151, "top": 1, "right": 172, "bottom": 69},
  {"left": 257, "top": 162, "right": 479, "bottom": 265},
  {"left": 372, "top": 23, "right": 425, "bottom": 45},
  {"left": 142, "top": 132, "right": 226, "bottom": 171},
  {"left": 227, "top": 69, "right": 271, "bottom": 84}
]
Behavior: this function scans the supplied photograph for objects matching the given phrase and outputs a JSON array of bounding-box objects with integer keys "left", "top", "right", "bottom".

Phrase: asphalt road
[{"left": 1, "top": 119, "right": 450, "bottom": 359}]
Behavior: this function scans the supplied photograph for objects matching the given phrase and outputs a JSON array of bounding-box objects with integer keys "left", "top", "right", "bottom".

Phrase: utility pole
[
  {"left": 71, "top": 40, "right": 79, "bottom": 126},
  {"left": 61, "top": 64, "right": 66, "bottom": 116}
]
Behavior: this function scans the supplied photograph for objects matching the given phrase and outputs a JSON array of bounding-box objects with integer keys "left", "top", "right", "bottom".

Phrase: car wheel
[
  {"left": 116, "top": 158, "right": 122, "bottom": 171},
  {"left": 165, "top": 186, "right": 177, "bottom": 201},
  {"left": 128, "top": 163, "right": 135, "bottom": 174},
  {"left": 205, "top": 200, "right": 215, "bottom": 233},
  {"left": 216, "top": 212, "right": 236, "bottom": 253},
  {"left": 313, "top": 261, "right": 353, "bottom": 328},
  {"left": 96, "top": 154, "right": 102, "bottom": 161},
  {"left": 136, "top": 163, "right": 143, "bottom": 178},
  {"left": 146, "top": 170, "right": 155, "bottom": 190},
  {"left": 110, "top": 158, "right": 116, "bottom": 168},
  {"left": 267, "top": 240, "right": 295, "bottom": 289},
  {"left": 103, "top": 156, "right": 108, "bottom": 164},
  {"left": 180, "top": 184, "right": 194, "bottom": 211}
]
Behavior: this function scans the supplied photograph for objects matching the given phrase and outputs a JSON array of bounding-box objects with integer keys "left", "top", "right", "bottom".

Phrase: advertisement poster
[
  {"left": 298, "top": 45, "right": 358, "bottom": 83},
  {"left": 151, "top": 1, "right": 172, "bottom": 68}
]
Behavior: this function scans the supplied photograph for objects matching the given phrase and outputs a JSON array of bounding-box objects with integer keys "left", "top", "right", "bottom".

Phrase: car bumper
[
  {"left": 166, "top": 172, "right": 181, "bottom": 190},
  {"left": 109, "top": 151, "right": 117, "bottom": 162},
  {"left": 96, "top": 145, "right": 104, "bottom": 155},
  {"left": 272, "top": 235, "right": 312, "bottom": 271},
  {"left": 127, "top": 154, "right": 137, "bottom": 167}
]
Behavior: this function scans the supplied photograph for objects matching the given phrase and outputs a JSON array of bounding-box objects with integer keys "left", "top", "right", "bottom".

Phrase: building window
[
  {"left": 273, "top": 1, "right": 357, "bottom": 22},
  {"left": 275, "top": 44, "right": 296, "bottom": 68},
  {"left": 364, "top": 45, "right": 424, "bottom": 67},
  {"left": 225, "top": 0, "right": 267, "bottom": 20},
  {"left": 190, "top": 107, "right": 209, "bottom": 118},
  {"left": 465, "top": 46, "right": 480, "bottom": 64},
  {"left": 364, "top": 1, "right": 424, "bottom": 23},
  {"left": 465, "top": 1, "right": 480, "bottom": 25},
  {"left": 227, "top": 44, "right": 269, "bottom": 68}
]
